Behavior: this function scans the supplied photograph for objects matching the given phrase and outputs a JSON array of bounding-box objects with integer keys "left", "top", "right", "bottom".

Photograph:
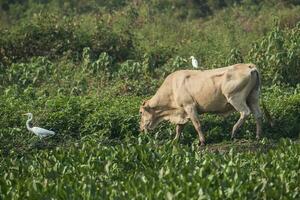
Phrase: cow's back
[{"left": 170, "top": 64, "right": 258, "bottom": 113}]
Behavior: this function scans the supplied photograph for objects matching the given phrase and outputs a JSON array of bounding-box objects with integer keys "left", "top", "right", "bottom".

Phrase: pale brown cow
[{"left": 139, "top": 63, "right": 264, "bottom": 146}]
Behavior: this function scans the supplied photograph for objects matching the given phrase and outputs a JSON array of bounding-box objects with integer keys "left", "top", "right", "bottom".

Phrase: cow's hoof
[
  {"left": 199, "top": 141, "right": 205, "bottom": 147},
  {"left": 231, "top": 137, "right": 238, "bottom": 143},
  {"left": 231, "top": 133, "right": 236, "bottom": 140}
]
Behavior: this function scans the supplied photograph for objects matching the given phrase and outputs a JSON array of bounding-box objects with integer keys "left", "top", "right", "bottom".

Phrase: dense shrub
[
  {"left": 0, "top": 13, "right": 77, "bottom": 63},
  {"left": 248, "top": 23, "right": 300, "bottom": 86},
  {"left": 0, "top": 136, "right": 299, "bottom": 199},
  {"left": 263, "top": 85, "right": 300, "bottom": 138},
  {"left": 82, "top": 96, "right": 142, "bottom": 139},
  {"left": 0, "top": 85, "right": 299, "bottom": 155},
  {"left": 0, "top": 13, "right": 134, "bottom": 64},
  {"left": 5, "top": 57, "right": 54, "bottom": 88}
]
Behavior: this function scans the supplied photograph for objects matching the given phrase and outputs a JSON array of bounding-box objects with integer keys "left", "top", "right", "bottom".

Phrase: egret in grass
[
  {"left": 23, "top": 113, "right": 55, "bottom": 138},
  {"left": 190, "top": 56, "right": 199, "bottom": 69}
]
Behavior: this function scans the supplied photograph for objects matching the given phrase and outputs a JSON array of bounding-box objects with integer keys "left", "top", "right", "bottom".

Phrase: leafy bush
[
  {"left": 248, "top": 22, "right": 300, "bottom": 86},
  {"left": 0, "top": 85, "right": 299, "bottom": 154},
  {"left": 0, "top": 13, "right": 77, "bottom": 63},
  {"left": 82, "top": 96, "right": 142, "bottom": 139},
  {"left": 0, "top": 137, "right": 299, "bottom": 199},
  {"left": 262, "top": 85, "right": 300, "bottom": 138},
  {"left": 117, "top": 60, "right": 144, "bottom": 80},
  {"left": 0, "top": 13, "right": 134, "bottom": 64},
  {"left": 5, "top": 57, "right": 54, "bottom": 88}
]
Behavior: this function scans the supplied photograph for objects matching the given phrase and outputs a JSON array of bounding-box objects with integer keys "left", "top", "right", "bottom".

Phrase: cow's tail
[{"left": 250, "top": 67, "right": 274, "bottom": 127}]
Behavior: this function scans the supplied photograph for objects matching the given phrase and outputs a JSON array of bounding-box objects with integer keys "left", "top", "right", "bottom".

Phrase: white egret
[
  {"left": 23, "top": 113, "right": 55, "bottom": 138},
  {"left": 189, "top": 56, "right": 199, "bottom": 69}
]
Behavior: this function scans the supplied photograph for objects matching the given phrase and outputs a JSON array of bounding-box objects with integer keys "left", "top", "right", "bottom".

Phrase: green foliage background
[{"left": 0, "top": 0, "right": 299, "bottom": 199}]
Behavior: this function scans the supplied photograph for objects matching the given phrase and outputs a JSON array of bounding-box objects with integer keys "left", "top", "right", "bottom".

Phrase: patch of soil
[{"left": 201, "top": 139, "right": 277, "bottom": 153}]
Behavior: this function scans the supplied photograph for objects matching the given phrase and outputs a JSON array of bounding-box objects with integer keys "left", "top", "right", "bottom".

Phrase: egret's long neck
[{"left": 26, "top": 116, "right": 33, "bottom": 131}]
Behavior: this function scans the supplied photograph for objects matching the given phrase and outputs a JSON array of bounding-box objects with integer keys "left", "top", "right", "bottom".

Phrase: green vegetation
[
  {"left": 1, "top": 138, "right": 299, "bottom": 199},
  {"left": 0, "top": 0, "right": 299, "bottom": 199}
]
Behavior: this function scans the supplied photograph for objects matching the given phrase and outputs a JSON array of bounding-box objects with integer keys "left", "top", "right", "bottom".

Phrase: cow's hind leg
[
  {"left": 248, "top": 91, "right": 263, "bottom": 139},
  {"left": 229, "top": 98, "right": 251, "bottom": 139},
  {"left": 184, "top": 105, "right": 205, "bottom": 146}
]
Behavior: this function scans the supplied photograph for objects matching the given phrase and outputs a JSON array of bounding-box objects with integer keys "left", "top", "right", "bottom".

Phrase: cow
[{"left": 139, "top": 63, "right": 264, "bottom": 146}]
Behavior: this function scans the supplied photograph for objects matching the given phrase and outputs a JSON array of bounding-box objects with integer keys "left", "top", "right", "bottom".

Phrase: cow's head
[{"left": 139, "top": 100, "right": 160, "bottom": 132}]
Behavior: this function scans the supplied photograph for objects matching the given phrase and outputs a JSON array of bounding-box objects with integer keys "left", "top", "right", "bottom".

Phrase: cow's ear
[
  {"left": 142, "top": 100, "right": 151, "bottom": 111},
  {"left": 142, "top": 100, "right": 151, "bottom": 108},
  {"left": 142, "top": 100, "right": 147, "bottom": 106}
]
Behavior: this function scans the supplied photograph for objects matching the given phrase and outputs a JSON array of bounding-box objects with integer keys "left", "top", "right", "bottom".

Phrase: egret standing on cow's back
[
  {"left": 190, "top": 56, "right": 199, "bottom": 69},
  {"left": 23, "top": 113, "right": 55, "bottom": 138}
]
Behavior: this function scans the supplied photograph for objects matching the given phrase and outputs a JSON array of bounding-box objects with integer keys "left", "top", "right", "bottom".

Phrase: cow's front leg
[
  {"left": 174, "top": 124, "right": 185, "bottom": 142},
  {"left": 184, "top": 105, "right": 205, "bottom": 146}
]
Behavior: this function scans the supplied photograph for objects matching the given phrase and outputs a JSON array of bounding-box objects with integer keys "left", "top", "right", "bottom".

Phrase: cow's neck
[
  {"left": 148, "top": 94, "right": 188, "bottom": 124},
  {"left": 156, "top": 108, "right": 178, "bottom": 118},
  {"left": 149, "top": 96, "right": 177, "bottom": 118},
  {"left": 148, "top": 93, "right": 172, "bottom": 108}
]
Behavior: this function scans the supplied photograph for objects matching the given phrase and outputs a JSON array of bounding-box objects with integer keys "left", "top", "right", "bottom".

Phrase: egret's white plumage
[
  {"left": 190, "top": 56, "right": 199, "bottom": 69},
  {"left": 23, "top": 113, "right": 55, "bottom": 138}
]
